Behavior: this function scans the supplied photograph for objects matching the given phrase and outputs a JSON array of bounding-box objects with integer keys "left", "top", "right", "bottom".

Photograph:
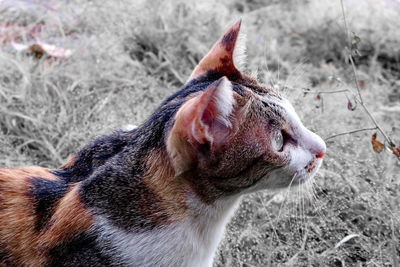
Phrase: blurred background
[{"left": 0, "top": 0, "right": 399, "bottom": 266}]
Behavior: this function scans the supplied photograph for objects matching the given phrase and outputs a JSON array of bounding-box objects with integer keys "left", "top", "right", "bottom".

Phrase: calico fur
[{"left": 0, "top": 20, "right": 326, "bottom": 267}]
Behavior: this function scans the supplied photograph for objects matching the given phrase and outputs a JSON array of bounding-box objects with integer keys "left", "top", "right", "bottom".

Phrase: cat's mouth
[
  {"left": 304, "top": 157, "right": 320, "bottom": 173},
  {"left": 299, "top": 157, "right": 323, "bottom": 182}
]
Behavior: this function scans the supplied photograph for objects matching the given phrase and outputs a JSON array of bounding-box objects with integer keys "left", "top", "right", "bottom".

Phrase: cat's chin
[{"left": 294, "top": 158, "right": 323, "bottom": 185}]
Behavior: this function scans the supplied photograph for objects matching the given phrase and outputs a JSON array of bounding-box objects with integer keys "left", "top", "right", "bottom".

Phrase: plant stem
[
  {"left": 325, "top": 127, "right": 378, "bottom": 141},
  {"left": 339, "top": 0, "right": 398, "bottom": 159},
  {"left": 302, "top": 89, "right": 348, "bottom": 94}
]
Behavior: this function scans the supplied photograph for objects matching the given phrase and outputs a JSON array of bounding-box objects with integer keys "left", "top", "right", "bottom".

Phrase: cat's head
[{"left": 165, "top": 21, "right": 326, "bottom": 202}]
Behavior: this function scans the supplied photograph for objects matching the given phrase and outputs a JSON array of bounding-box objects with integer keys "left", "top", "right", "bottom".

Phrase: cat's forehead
[
  {"left": 237, "top": 79, "right": 286, "bottom": 118},
  {"left": 260, "top": 94, "right": 304, "bottom": 132},
  {"left": 239, "top": 80, "right": 303, "bottom": 131}
]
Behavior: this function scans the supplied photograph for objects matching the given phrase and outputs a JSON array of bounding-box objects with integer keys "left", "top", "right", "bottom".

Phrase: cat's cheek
[{"left": 273, "top": 147, "right": 315, "bottom": 186}]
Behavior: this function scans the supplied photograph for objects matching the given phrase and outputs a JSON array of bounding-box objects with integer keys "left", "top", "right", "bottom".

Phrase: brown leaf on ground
[
  {"left": 371, "top": 133, "right": 385, "bottom": 153},
  {"left": 390, "top": 145, "right": 400, "bottom": 157},
  {"left": 12, "top": 42, "right": 73, "bottom": 59}
]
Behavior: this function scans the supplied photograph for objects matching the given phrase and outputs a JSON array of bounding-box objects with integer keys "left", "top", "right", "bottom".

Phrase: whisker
[
  {"left": 308, "top": 180, "right": 329, "bottom": 222},
  {"left": 262, "top": 39, "right": 276, "bottom": 88},
  {"left": 277, "top": 172, "right": 298, "bottom": 220},
  {"left": 283, "top": 58, "right": 306, "bottom": 92}
]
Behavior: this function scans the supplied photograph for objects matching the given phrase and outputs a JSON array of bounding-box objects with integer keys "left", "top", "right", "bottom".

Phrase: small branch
[
  {"left": 339, "top": 0, "right": 398, "bottom": 160},
  {"left": 302, "top": 89, "right": 348, "bottom": 95},
  {"left": 325, "top": 127, "right": 378, "bottom": 141},
  {"left": 360, "top": 103, "right": 395, "bottom": 147},
  {"left": 340, "top": 0, "right": 352, "bottom": 49},
  {"left": 347, "top": 52, "right": 364, "bottom": 104},
  {"left": 340, "top": 0, "right": 364, "bottom": 103}
]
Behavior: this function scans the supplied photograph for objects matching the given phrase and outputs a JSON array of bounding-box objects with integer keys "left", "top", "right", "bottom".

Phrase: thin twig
[
  {"left": 340, "top": 0, "right": 363, "bottom": 103},
  {"left": 347, "top": 51, "right": 364, "bottom": 103},
  {"left": 302, "top": 89, "right": 348, "bottom": 94},
  {"left": 339, "top": 0, "right": 398, "bottom": 158},
  {"left": 325, "top": 127, "right": 377, "bottom": 141},
  {"left": 360, "top": 103, "right": 395, "bottom": 146},
  {"left": 340, "top": 0, "right": 352, "bottom": 48}
]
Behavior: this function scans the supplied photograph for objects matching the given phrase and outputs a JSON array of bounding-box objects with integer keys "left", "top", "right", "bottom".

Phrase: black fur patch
[
  {"left": 80, "top": 158, "right": 169, "bottom": 232},
  {"left": 0, "top": 246, "right": 14, "bottom": 266},
  {"left": 55, "top": 71, "right": 246, "bottom": 186},
  {"left": 54, "top": 130, "right": 133, "bottom": 183},
  {"left": 29, "top": 178, "right": 68, "bottom": 230},
  {"left": 48, "top": 232, "right": 114, "bottom": 267}
]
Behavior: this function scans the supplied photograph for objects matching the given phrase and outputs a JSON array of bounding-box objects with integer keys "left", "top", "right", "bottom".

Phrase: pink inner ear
[
  {"left": 188, "top": 77, "right": 235, "bottom": 147},
  {"left": 198, "top": 98, "right": 231, "bottom": 146},
  {"left": 209, "top": 120, "right": 231, "bottom": 146},
  {"left": 201, "top": 104, "right": 216, "bottom": 126},
  {"left": 166, "top": 77, "right": 235, "bottom": 172}
]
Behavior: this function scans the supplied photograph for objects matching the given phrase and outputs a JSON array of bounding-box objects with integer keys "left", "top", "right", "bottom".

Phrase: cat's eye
[{"left": 272, "top": 131, "right": 284, "bottom": 152}]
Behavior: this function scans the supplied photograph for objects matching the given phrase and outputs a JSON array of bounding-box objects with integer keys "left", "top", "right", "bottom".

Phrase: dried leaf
[
  {"left": 335, "top": 234, "right": 359, "bottom": 249},
  {"left": 390, "top": 145, "right": 400, "bottom": 157},
  {"left": 12, "top": 42, "right": 72, "bottom": 59},
  {"left": 347, "top": 100, "right": 356, "bottom": 111},
  {"left": 371, "top": 133, "right": 385, "bottom": 153},
  {"left": 346, "top": 95, "right": 356, "bottom": 111}
]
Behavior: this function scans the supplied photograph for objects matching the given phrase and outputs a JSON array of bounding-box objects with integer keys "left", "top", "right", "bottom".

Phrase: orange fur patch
[
  {"left": 167, "top": 97, "right": 199, "bottom": 175},
  {"left": 189, "top": 21, "right": 242, "bottom": 80},
  {"left": 142, "top": 149, "right": 188, "bottom": 222},
  {"left": 0, "top": 169, "right": 45, "bottom": 266},
  {"left": 0, "top": 168, "right": 93, "bottom": 266},
  {"left": 1, "top": 166, "right": 58, "bottom": 181},
  {"left": 59, "top": 154, "right": 77, "bottom": 169},
  {"left": 38, "top": 184, "right": 93, "bottom": 249}
]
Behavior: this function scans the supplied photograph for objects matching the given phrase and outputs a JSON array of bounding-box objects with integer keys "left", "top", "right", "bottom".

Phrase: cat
[{"left": 0, "top": 20, "right": 326, "bottom": 267}]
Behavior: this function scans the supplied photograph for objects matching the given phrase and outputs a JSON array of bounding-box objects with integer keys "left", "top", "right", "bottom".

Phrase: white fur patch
[
  {"left": 279, "top": 98, "right": 326, "bottom": 156},
  {"left": 214, "top": 77, "right": 235, "bottom": 127},
  {"left": 120, "top": 124, "right": 138, "bottom": 131},
  {"left": 233, "top": 31, "right": 247, "bottom": 70},
  {"left": 96, "top": 196, "right": 240, "bottom": 267}
]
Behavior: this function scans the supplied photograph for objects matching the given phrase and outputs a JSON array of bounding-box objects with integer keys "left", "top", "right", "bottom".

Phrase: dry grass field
[{"left": 0, "top": 0, "right": 399, "bottom": 266}]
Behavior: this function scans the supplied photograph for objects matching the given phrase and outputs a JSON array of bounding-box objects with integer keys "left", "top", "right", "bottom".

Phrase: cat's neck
[
  {"left": 82, "top": 143, "right": 242, "bottom": 266},
  {"left": 96, "top": 192, "right": 241, "bottom": 267}
]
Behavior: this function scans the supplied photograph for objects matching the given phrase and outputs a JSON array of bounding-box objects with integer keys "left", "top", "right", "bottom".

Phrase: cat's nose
[
  {"left": 302, "top": 129, "right": 326, "bottom": 158},
  {"left": 316, "top": 151, "right": 325, "bottom": 158}
]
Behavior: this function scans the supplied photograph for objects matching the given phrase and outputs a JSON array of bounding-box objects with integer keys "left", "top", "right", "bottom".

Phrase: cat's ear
[
  {"left": 189, "top": 20, "right": 246, "bottom": 81},
  {"left": 168, "top": 77, "right": 235, "bottom": 173},
  {"left": 175, "top": 76, "right": 235, "bottom": 145}
]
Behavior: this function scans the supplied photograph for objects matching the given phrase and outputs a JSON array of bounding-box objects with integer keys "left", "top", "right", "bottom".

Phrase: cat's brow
[
  {"left": 261, "top": 99, "right": 284, "bottom": 110},
  {"left": 261, "top": 100, "right": 285, "bottom": 119}
]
